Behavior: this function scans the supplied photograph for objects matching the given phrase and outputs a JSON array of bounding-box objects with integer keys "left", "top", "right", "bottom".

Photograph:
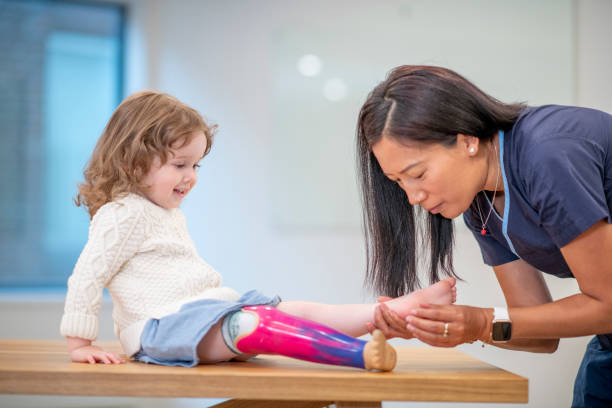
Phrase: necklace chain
[{"left": 475, "top": 141, "right": 501, "bottom": 235}]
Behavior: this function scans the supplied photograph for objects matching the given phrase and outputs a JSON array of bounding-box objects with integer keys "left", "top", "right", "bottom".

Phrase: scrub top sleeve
[
  {"left": 463, "top": 211, "right": 519, "bottom": 266},
  {"left": 525, "top": 137, "right": 610, "bottom": 248}
]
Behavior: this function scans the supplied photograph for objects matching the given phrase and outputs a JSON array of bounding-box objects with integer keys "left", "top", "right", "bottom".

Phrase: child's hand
[{"left": 70, "top": 345, "right": 125, "bottom": 364}]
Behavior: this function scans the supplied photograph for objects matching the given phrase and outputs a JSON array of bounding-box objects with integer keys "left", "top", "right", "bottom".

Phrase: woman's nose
[{"left": 405, "top": 189, "right": 426, "bottom": 206}]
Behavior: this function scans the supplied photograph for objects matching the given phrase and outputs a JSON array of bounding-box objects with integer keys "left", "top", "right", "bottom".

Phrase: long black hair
[{"left": 356, "top": 65, "right": 526, "bottom": 297}]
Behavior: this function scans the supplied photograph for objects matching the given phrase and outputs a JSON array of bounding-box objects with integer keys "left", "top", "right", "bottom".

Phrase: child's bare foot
[
  {"left": 433, "top": 277, "right": 457, "bottom": 303},
  {"left": 363, "top": 330, "right": 396, "bottom": 371},
  {"left": 420, "top": 277, "right": 456, "bottom": 304},
  {"left": 385, "top": 277, "right": 456, "bottom": 318}
]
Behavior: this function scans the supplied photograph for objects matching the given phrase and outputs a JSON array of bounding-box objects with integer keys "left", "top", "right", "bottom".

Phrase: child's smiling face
[{"left": 141, "top": 131, "right": 207, "bottom": 209}]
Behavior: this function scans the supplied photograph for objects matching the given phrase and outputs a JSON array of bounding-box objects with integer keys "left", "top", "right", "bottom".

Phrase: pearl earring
[{"left": 469, "top": 147, "right": 475, "bottom": 153}]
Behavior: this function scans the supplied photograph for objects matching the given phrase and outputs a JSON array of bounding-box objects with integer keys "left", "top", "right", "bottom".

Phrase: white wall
[{"left": 2, "top": 1, "right": 611, "bottom": 407}]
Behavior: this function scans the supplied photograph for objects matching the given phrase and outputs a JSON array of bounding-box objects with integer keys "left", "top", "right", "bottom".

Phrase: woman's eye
[
  {"left": 193, "top": 164, "right": 201, "bottom": 170},
  {"left": 175, "top": 163, "right": 185, "bottom": 169}
]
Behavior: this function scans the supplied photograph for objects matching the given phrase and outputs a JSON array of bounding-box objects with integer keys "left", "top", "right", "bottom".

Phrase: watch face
[{"left": 492, "top": 321, "right": 512, "bottom": 341}]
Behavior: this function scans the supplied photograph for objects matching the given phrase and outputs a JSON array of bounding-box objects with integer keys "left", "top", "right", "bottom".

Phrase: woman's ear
[{"left": 457, "top": 133, "right": 480, "bottom": 156}]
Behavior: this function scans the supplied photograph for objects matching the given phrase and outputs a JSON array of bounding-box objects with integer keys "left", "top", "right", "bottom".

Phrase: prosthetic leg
[{"left": 221, "top": 305, "right": 396, "bottom": 371}]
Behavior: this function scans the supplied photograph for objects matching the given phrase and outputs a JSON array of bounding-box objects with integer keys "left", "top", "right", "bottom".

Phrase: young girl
[{"left": 60, "top": 90, "right": 456, "bottom": 371}]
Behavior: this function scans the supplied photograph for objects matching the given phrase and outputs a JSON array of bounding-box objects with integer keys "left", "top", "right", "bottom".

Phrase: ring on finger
[{"left": 443, "top": 322, "right": 449, "bottom": 337}]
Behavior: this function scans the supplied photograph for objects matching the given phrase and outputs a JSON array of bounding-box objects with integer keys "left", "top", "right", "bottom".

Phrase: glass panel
[
  {"left": 0, "top": 0, "right": 124, "bottom": 287},
  {"left": 42, "top": 31, "right": 119, "bottom": 283}
]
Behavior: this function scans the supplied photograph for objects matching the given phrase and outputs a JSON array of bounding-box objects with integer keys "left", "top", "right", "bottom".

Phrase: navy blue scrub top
[{"left": 463, "top": 105, "right": 612, "bottom": 278}]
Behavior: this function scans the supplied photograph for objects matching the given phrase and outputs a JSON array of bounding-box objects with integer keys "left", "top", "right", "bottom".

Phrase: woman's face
[{"left": 371, "top": 134, "right": 483, "bottom": 219}]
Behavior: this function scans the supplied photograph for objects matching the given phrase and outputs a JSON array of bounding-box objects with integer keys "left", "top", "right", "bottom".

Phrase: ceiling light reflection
[{"left": 297, "top": 54, "right": 322, "bottom": 77}]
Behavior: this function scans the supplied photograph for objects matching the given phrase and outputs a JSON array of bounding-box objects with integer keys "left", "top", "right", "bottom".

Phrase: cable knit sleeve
[{"left": 60, "top": 199, "right": 144, "bottom": 340}]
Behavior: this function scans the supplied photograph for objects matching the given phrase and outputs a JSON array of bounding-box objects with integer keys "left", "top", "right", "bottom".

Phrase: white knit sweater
[{"left": 60, "top": 193, "right": 239, "bottom": 356}]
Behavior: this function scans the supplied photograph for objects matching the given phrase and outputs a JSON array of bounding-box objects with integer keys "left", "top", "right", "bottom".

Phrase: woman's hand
[
  {"left": 406, "top": 304, "right": 492, "bottom": 347},
  {"left": 366, "top": 297, "right": 414, "bottom": 339}
]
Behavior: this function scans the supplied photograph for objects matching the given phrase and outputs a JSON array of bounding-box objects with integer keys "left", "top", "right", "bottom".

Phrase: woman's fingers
[
  {"left": 380, "top": 303, "right": 413, "bottom": 338},
  {"left": 409, "top": 303, "right": 456, "bottom": 321},
  {"left": 407, "top": 304, "right": 489, "bottom": 345},
  {"left": 407, "top": 312, "right": 462, "bottom": 347},
  {"left": 406, "top": 314, "right": 446, "bottom": 334},
  {"left": 372, "top": 304, "right": 391, "bottom": 332},
  {"left": 373, "top": 304, "right": 401, "bottom": 338},
  {"left": 372, "top": 303, "right": 412, "bottom": 339},
  {"left": 408, "top": 323, "right": 459, "bottom": 347},
  {"left": 381, "top": 303, "right": 410, "bottom": 330}
]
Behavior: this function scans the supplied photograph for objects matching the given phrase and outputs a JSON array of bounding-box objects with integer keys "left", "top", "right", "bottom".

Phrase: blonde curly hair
[{"left": 76, "top": 90, "right": 216, "bottom": 218}]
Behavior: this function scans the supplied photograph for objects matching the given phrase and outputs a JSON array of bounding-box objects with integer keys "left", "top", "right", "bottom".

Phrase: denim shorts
[{"left": 133, "top": 290, "right": 280, "bottom": 367}]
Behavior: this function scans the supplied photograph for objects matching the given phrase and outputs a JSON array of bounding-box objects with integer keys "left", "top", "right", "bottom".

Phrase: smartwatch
[{"left": 491, "top": 307, "right": 512, "bottom": 342}]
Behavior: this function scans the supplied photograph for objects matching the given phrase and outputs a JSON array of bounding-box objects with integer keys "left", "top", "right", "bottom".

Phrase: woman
[{"left": 356, "top": 65, "right": 612, "bottom": 407}]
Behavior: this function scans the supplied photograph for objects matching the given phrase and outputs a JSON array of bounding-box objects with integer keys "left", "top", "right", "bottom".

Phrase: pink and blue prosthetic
[{"left": 221, "top": 305, "right": 367, "bottom": 369}]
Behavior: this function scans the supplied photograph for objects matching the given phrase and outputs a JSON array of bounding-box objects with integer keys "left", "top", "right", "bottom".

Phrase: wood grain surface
[{"left": 0, "top": 339, "right": 527, "bottom": 403}]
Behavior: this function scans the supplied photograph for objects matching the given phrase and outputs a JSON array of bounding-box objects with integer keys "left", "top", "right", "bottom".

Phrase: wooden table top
[{"left": 0, "top": 339, "right": 527, "bottom": 403}]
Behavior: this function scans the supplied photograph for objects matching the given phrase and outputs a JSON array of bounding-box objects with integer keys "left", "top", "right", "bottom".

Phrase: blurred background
[{"left": 0, "top": 0, "right": 610, "bottom": 407}]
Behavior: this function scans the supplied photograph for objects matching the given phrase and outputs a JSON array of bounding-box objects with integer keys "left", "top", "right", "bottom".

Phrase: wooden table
[{"left": 0, "top": 339, "right": 527, "bottom": 407}]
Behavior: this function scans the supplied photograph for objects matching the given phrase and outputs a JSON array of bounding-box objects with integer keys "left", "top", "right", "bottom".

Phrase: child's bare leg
[
  {"left": 196, "top": 320, "right": 242, "bottom": 363},
  {"left": 277, "top": 301, "right": 376, "bottom": 337},
  {"left": 277, "top": 278, "right": 456, "bottom": 337},
  {"left": 385, "top": 277, "right": 457, "bottom": 319}
]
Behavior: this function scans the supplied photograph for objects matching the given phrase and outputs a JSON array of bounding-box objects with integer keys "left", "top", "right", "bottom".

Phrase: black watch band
[{"left": 491, "top": 307, "right": 512, "bottom": 342}]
